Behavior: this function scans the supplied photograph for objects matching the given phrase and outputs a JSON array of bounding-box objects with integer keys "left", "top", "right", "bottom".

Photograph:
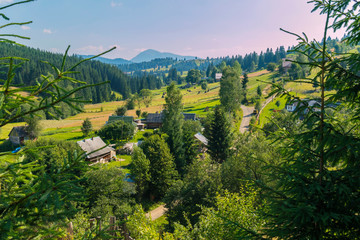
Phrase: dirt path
[
  {"left": 146, "top": 205, "right": 167, "bottom": 221},
  {"left": 240, "top": 105, "right": 255, "bottom": 133}
]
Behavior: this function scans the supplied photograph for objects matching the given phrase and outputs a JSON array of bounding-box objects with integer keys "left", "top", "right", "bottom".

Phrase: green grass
[
  {"left": 40, "top": 127, "right": 84, "bottom": 141},
  {"left": 184, "top": 98, "right": 220, "bottom": 118},
  {"left": 258, "top": 95, "right": 288, "bottom": 127},
  {"left": 130, "top": 129, "right": 153, "bottom": 143}
]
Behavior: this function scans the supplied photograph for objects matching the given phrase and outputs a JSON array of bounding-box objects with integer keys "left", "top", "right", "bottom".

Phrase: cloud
[
  {"left": 43, "top": 29, "right": 52, "bottom": 34},
  {"left": 0, "top": 0, "right": 13, "bottom": 4},
  {"left": 110, "top": 1, "right": 122, "bottom": 7},
  {"left": 21, "top": 25, "right": 30, "bottom": 30}
]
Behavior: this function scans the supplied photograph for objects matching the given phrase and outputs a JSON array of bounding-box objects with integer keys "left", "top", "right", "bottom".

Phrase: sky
[{"left": 1, "top": 0, "right": 345, "bottom": 60}]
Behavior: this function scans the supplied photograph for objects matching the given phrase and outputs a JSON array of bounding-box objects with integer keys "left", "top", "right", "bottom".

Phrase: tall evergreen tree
[
  {"left": 162, "top": 82, "right": 185, "bottom": 174},
  {"left": 206, "top": 106, "right": 233, "bottom": 163}
]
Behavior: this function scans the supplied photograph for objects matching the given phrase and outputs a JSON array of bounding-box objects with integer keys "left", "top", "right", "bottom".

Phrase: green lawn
[{"left": 258, "top": 95, "right": 288, "bottom": 127}]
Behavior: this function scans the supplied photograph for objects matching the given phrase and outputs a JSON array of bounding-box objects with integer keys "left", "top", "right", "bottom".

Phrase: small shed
[
  {"left": 77, "top": 136, "right": 115, "bottom": 164},
  {"left": 8, "top": 126, "right": 29, "bottom": 145}
]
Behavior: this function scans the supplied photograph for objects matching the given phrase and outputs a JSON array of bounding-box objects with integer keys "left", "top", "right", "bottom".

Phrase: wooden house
[
  {"left": 77, "top": 136, "right": 115, "bottom": 164},
  {"left": 145, "top": 112, "right": 197, "bottom": 129},
  {"left": 8, "top": 126, "right": 29, "bottom": 145}
]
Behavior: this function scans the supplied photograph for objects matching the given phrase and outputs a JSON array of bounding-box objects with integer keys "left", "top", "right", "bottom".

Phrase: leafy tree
[
  {"left": 141, "top": 134, "right": 178, "bottom": 199},
  {"left": 162, "top": 82, "right": 185, "bottom": 174},
  {"left": 85, "top": 165, "right": 135, "bottom": 218},
  {"left": 115, "top": 106, "right": 127, "bottom": 116},
  {"left": 164, "top": 157, "right": 222, "bottom": 228},
  {"left": 140, "top": 88, "right": 153, "bottom": 107},
  {"left": 173, "top": 189, "right": 265, "bottom": 239},
  {"left": 24, "top": 138, "right": 82, "bottom": 173},
  {"left": 130, "top": 147, "right": 151, "bottom": 200},
  {"left": 135, "top": 109, "right": 141, "bottom": 118},
  {"left": 201, "top": 80, "right": 207, "bottom": 90},
  {"left": 233, "top": 60, "right": 242, "bottom": 76},
  {"left": 98, "top": 120, "right": 135, "bottom": 141},
  {"left": 206, "top": 106, "right": 233, "bottom": 163},
  {"left": 125, "top": 95, "right": 136, "bottom": 110},
  {"left": 221, "top": 133, "right": 277, "bottom": 193},
  {"left": 81, "top": 117, "right": 93, "bottom": 136},
  {"left": 267, "top": 62, "right": 277, "bottom": 72},
  {"left": 141, "top": 111, "right": 148, "bottom": 118},
  {"left": 219, "top": 66, "right": 243, "bottom": 112},
  {"left": 24, "top": 116, "right": 42, "bottom": 139},
  {"left": 186, "top": 69, "right": 201, "bottom": 84}
]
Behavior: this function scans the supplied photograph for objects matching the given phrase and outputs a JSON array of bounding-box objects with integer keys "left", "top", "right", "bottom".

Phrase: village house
[
  {"left": 77, "top": 136, "right": 116, "bottom": 164},
  {"left": 285, "top": 99, "right": 321, "bottom": 113},
  {"left": 282, "top": 58, "right": 292, "bottom": 72},
  {"left": 145, "top": 112, "right": 197, "bottom": 129},
  {"left": 215, "top": 73, "right": 222, "bottom": 81},
  {"left": 8, "top": 126, "right": 29, "bottom": 145}
]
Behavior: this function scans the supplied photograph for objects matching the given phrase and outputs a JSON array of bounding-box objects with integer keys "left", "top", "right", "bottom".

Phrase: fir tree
[
  {"left": 206, "top": 106, "right": 232, "bottom": 163},
  {"left": 81, "top": 118, "right": 93, "bottom": 137},
  {"left": 162, "top": 82, "right": 185, "bottom": 174}
]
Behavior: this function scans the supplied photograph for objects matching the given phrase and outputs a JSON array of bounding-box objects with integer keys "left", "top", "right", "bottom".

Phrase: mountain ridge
[{"left": 131, "top": 49, "right": 197, "bottom": 63}]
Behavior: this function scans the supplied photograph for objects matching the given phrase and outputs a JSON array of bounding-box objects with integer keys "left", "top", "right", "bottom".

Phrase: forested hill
[{"left": 0, "top": 43, "right": 162, "bottom": 103}]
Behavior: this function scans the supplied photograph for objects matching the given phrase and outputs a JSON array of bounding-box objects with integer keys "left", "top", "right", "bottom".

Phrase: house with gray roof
[
  {"left": 145, "top": 112, "right": 197, "bottom": 129},
  {"left": 8, "top": 126, "right": 29, "bottom": 145},
  {"left": 77, "top": 136, "right": 115, "bottom": 163}
]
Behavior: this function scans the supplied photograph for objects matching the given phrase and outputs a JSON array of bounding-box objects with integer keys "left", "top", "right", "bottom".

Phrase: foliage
[
  {"left": 162, "top": 82, "right": 185, "bottom": 174},
  {"left": 125, "top": 95, "right": 136, "bottom": 110},
  {"left": 182, "top": 120, "right": 202, "bottom": 166},
  {"left": 141, "top": 134, "right": 178, "bottom": 199},
  {"left": 130, "top": 147, "right": 151, "bottom": 200},
  {"left": 24, "top": 116, "right": 42, "bottom": 139},
  {"left": 186, "top": 69, "right": 201, "bottom": 84},
  {"left": 0, "top": 151, "right": 90, "bottom": 239},
  {"left": 266, "top": 62, "right": 277, "bottom": 72},
  {"left": 140, "top": 88, "right": 153, "bottom": 107},
  {"left": 174, "top": 189, "right": 265, "bottom": 240},
  {"left": 164, "top": 157, "right": 222, "bottom": 229},
  {"left": 81, "top": 117, "right": 93, "bottom": 136},
  {"left": 126, "top": 205, "right": 161, "bottom": 239},
  {"left": 98, "top": 120, "right": 135, "bottom": 141},
  {"left": 141, "top": 111, "right": 148, "bottom": 118},
  {"left": 200, "top": 80, "right": 207, "bottom": 90},
  {"left": 115, "top": 106, "right": 127, "bottom": 116},
  {"left": 221, "top": 133, "right": 277, "bottom": 193},
  {"left": 24, "top": 138, "right": 81, "bottom": 173},
  {"left": 205, "top": 105, "right": 233, "bottom": 163},
  {"left": 260, "top": 1, "right": 360, "bottom": 239},
  {"left": 136, "top": 109, "right": 141, "bottom": 118},
  {"left": 219, "top": 66, "right": 243, "bottom": 112},
  {"left": 262, "top": 110, "right": 298, "bottom": 136},
  {"left": 84, "top": 165, "right": 135, "bottom": 218}
]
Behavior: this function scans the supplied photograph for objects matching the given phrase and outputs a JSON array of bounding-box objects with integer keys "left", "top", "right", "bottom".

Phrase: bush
[{"left": 98, "top": 120, "right": 135, "bottom": 141}]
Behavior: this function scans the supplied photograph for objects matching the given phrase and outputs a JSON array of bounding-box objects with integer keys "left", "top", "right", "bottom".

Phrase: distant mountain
[
  {"left": 131, "top": 49, "right": 196, "bottom": 63},
  {"left": 80, "top": 55, "right": 132, "bottom": 65}
]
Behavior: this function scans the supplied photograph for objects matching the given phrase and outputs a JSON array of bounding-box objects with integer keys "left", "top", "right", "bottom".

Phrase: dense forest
[{"left": 0, "top": 43, "right": 162, "bottom": 118}]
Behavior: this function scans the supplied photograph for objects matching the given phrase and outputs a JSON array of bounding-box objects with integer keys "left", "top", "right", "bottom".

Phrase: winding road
[{"left": 240, "top": 105, "right": 255, "bottom": 133}]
